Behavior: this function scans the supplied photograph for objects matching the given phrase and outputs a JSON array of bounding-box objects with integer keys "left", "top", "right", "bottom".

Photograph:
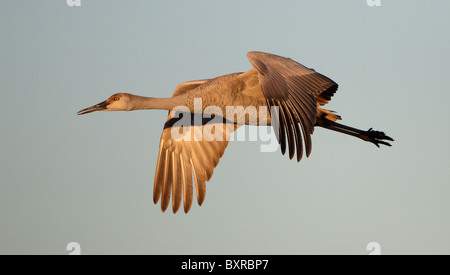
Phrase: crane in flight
[{"left": 78, "top": 51, "right": 393, "bottom": 213}]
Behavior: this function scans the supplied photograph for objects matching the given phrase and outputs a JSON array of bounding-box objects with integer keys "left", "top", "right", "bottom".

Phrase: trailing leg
[{"left": 315, "top": 117, "right": 394, "bottom": 147}]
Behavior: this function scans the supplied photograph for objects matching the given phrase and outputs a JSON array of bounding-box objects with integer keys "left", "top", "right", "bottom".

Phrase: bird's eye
[{"left": 114, "top": 97, "right": 120, "bottom": 101}]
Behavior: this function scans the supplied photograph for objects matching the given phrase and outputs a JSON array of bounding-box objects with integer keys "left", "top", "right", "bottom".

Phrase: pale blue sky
[{"left": 0, "top": 0, "right": 449, "bottom": 254}]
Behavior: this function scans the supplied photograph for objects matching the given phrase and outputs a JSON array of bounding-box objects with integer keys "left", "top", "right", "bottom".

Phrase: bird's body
[
  {"left": 171, "top": 71, "right": 270, "bottom": 124},
  {"left": 78, "top": 51, "right": 393, "bottom": 213}
]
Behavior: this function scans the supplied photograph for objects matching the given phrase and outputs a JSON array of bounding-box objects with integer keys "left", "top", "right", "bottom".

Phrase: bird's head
[{"left": 77, "top": 93, "right": 134, "bottom": 115}]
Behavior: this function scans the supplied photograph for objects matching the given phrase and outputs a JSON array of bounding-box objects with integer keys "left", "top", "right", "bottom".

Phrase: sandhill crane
[{"left": 78, "top": 51, "right": 393, "bottom": 213}]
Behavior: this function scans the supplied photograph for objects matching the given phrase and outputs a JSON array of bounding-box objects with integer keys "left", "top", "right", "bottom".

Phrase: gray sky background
[{"left": 1, "top": 0, "right": 449, "bottom": 254}]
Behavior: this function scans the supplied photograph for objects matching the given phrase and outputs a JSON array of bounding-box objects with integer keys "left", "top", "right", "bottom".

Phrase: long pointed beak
[{"left": 77, "top": 100, "right": 109, "bottom": 115}]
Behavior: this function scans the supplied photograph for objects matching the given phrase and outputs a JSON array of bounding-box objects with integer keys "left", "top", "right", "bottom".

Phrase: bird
[{"left": 77, "top": 51, "right": 393, "bottom": 214}]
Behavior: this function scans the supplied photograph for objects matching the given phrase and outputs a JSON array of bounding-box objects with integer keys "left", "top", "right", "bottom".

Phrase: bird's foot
[{"left": 364, "top": 128, "right": 394, "bottom": 147}]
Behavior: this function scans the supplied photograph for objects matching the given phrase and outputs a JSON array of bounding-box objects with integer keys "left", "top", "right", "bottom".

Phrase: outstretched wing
[
  {"left": 153, "top": 113, "right": 238, "bottom": 213},
  {"left": 246, "top": 51, "right": 338, "bottom": 161},
  {"left": 153, "top": 79, "right": 239, "bottom": 213}
]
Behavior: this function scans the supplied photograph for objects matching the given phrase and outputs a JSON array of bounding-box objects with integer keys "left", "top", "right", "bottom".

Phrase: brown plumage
[{"left": 77, "top": 51, "right": 393, "bottom": 213}]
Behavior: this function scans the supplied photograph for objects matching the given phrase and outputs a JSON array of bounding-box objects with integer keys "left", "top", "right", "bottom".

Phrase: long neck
[{"left": 131, "top": 95, "right": 176, "bottom": 110}]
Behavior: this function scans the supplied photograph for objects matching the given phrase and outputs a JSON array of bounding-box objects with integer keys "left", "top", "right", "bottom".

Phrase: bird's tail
[
  {"left": 317, "top": 108, "right": 342, "bottom": 122},
  {"left": 315, "top": 115, "right": 394, "bottom": 147}
]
